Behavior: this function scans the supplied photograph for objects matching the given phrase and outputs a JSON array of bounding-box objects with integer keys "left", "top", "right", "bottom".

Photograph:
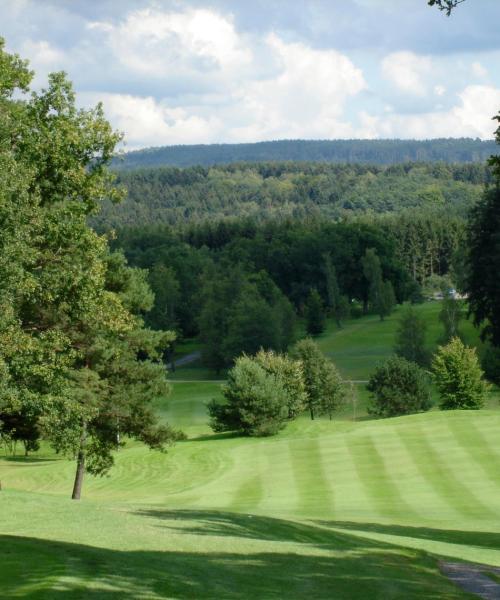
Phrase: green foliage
[
  {"left": 367, "top": 356, "right": 432, "bottom": 418},
  {"left": 481, "top": 344, "right": 500, "bottom": 386},
  {"left": 147, "top": 263, "right": 181, "bottom": 332},
  {"left": 0, "top": 408, "right": 40, "bottom": 455},
  {"left": 394, "top": 306, "right": 430, "bottom": 366},
  {"left": 291, "top": 338, "right": 345, "bottom": 420},
  {"left": 432, "top": 337, "right": 490, "bottom": 410},
  {"left": 428, "top": 0, "right": 465, "bottom": 16},
  {"left": 323, "top": 254, "right": 350, "bottom": 327},
  {"left": 117, "top": 218, "right": 409, "bottom": 343},
  {"left": 465, "top": 186, "right": 500, "bottom": 347},
  {"left": 380, "top": 280, "right": 397, "bottom": 320},
  {"left": 94, "top": 161, "right": 487, "bottom": 230},
  {"left": 362, "top": 248, "right": 396, "bottom": 320},
  {"left": 113, "top": 138, "right": 494, "bottom": 169},
  {"left": 253, "top": 350, "right": 307, "bottom": 419},
  {"left": 198, "top": 266, "right": 296, "bottom": 371},
  {"left": 439, "top": 296, "right": 464, "bottom": 342},
  {"left": 208, "top": 355, "right": 289, "bottom": 436},
  {"left": 0, "top": 39, "right": 179, "bottom": 498},
  {"left": 305, "top": 288, "right": 326, "bottom": 335}
]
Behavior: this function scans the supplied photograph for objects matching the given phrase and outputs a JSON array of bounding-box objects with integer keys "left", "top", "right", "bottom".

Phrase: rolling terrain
[{"left": 1, "top": 303, "right": 499, "bottom": 598}]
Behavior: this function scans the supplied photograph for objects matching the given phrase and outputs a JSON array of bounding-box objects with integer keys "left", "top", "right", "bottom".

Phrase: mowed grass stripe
[
  {"left": 446, "top": 416, "right": 500, "bottom": 489},
  {"left": 229, "top": 440, "right": 269, "bottom": 511},
  {"left": 370, "top": 426, "right": 435, "bottom": 520},
  {"left": 347, "top": 432, "right": 418, "bottom": 520},
  {"left": 288, "top": 436, "right": 334, "bottom": 516},
  {"left": 396, "top": 422, "right": 497, "bottom": 520},
  {"left": 257, "top": 439, "right": 301, "bottom": 514}
]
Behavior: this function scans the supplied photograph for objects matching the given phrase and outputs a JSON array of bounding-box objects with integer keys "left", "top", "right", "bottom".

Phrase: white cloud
[
  {"left": 89, "top": 8, "right": 252, "bottom": 80},
  {"left": 358, "top": 84, "right": 500, "bottom": 140},
  {"left": 434, "top": 85, "right": 446, "bottom": 96},
  {"left": 471, "top": 61, "right": 488, "bottom": 78},
  {"left": 79, "top": 32, "right": 367, "bottom": 147},
  {"left": 22, "top": 40, "right": 65, "bottom": 67},
  {"left": 382, "top": 51, "right": 432, "bottom": 96},
  {"left": 224, "top": 34, "right": 366, "bottom": 141},
  {"left": 80, "top": 92, "right": 223, "bottom": 149}
]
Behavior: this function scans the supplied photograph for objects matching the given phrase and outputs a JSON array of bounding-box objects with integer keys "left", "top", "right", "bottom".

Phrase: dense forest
[
  {"left": 93, "top": 161, "right": 491, "bottom": 229},
  {"left": 112, "top": 210, "right": 467, "bottom": 369},
  {"left": 94, "top": 155, "right": 492, "bottom": 371},
  {"left": 114, "top": 138, "right": 497, "bottom": 169}
]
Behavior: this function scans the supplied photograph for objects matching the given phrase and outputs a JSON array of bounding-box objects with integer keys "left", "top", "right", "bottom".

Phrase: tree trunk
[
  {"left": 310, "top": 406, "right": 315, "bottom": 420},
  {"left": 72, "top": 422, "right": 87, "bottom": 500},
  {"left": 72, "top": 450, "right": 85, "bottom": 500}
]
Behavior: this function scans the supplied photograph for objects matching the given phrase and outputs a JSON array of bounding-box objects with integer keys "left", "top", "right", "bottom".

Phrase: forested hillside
[
  {"left": 114, "top": 138, "right": 497, "bottom": 169},
  {"left": 93, "top": 161, "right": 490, "bottom": 229}
]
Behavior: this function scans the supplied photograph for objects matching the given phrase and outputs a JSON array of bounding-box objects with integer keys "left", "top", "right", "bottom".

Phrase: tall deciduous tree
[
  {"left": 362, "top": 248, "right": 396, "bottom": 320},
  {"left": 323, "top": 253, "right": 350, "bottom": 328},
  {"left": 291, "top": 338, "right": 344, "bottom": 420},
  {"left": 394, "top": 306, "right": 430, "bottom": 366},
  {"left": 0, "top": 39, "right": 179, "bottom": 499},
  {"left": 439, "top": 295, "right": 464, "bottom": 343}
]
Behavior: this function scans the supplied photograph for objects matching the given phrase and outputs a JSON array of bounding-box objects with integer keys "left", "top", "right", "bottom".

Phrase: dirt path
[
  {"left": 440, "top": 562, "right": 500, "bottom": 599},
  {"left": 170, "top": 351, "right": 201, "bottom": 369}
]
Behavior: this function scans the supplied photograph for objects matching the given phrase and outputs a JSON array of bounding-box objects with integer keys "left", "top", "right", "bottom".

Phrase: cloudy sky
[{"left": 3, "top": 0, "right": 500, "bottom": 149}]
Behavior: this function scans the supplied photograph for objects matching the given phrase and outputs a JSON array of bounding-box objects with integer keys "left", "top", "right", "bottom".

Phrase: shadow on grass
[
  {"left": 1, "top": 455, "right": 59, "bottom": 463},
  {"left": 189, "top": 430, "right": 241, "bottom": 442},
  {"left": 135, "top": 509, "right": 500, "bottom": 555},
  {"left": 321, "top": 520, "right": 500, "bottom": 551},
  {"left": 0, "top": 519, "right": 461, "bottom": 600}
]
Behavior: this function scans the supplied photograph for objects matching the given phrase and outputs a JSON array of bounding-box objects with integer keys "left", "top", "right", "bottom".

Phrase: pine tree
[{"left": 305, "top": 288, "right": 326, "bottom": 335}]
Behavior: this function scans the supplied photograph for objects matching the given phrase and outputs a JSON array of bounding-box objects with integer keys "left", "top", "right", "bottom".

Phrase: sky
[{"left": 3, "top": 0, "right": 500, "bottom": 150}]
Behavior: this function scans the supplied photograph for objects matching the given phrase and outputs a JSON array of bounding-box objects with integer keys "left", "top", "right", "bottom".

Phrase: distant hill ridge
[{"left": 114, "top": 138, "right": 496, "bottom": 169}]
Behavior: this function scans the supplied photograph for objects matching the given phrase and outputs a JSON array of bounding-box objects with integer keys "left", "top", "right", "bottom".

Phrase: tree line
[
  {"left": 112, "top": 219, "right": 410, "bottom": 369},
  {"left": 113, "top": 138, "right": 497, "bottom": 170},
  {"left": 92, "top": 161, "right": 489, "bottom": 230}
]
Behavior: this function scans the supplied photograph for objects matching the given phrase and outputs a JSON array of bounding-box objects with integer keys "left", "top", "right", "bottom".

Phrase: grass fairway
[{"left": 1, "top": 302, "right": 499, "bottom": 598}]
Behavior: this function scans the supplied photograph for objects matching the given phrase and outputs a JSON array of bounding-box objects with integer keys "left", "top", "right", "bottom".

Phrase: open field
[{"left": 1, "top": 301, "right": 499, "bottom": 598}]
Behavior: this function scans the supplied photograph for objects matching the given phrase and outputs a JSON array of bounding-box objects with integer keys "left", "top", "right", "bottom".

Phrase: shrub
[
  {"left": 207, "top": 355, "right": 289, "bottom": 436},
  {"left": 253, "top": 350, "right": 307, "bottom": 419},
  {"left": 432, "top": 337, "right": 490, "bottom": 410},
  {"left": 367, "top": 356, "right": 432, "bottom": 418}
]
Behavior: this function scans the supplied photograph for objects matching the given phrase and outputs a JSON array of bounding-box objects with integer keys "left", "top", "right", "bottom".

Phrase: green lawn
[{"left": 1, "top": 301, "right": 499, "bottom": 598}]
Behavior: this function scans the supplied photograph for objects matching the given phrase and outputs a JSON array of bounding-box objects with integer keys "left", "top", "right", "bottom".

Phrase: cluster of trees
[
  {"left": 114, "top": 138, "right": 496, "bottom": 170},
  {"left": 208, "top": 340, "right": 344, "bottom": 436},
  {"left": 0, "top": 40, "right": 181, "bottom": 498},
  {"left": 114, "top": 221, "right": 408, "bottom": 367},
  {"left": 368, "top": 299, "right": 491, "bottom": 418},
  {"left": 93, "top": 161, "right": 488, "bottom": 230}
]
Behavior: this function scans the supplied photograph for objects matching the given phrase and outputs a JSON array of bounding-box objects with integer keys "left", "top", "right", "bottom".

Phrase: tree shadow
[
  {"left": 2, "top": 455, "right": 58, "bottom": 463},
  {"left": 318, "top": 520, "right": 500, "bottom": 552},
  {"left": 189, "top": 431, "right": 241, "bottom": 442},
  {"left": 134, "top": 509, "right": 343, "bottom": 545},
  {"left": 0, "top": 527, "right": 460, "bottom": 599}
]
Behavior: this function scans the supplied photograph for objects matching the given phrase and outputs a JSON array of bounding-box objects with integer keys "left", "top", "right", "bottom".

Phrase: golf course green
[{"left": 1, "top": 303, "right": 499, "bottom": 598}]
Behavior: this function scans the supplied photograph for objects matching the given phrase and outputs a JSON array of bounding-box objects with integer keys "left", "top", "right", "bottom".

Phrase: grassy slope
[{"left": 1, "top": 302, "right": 498, "bottom": 598}]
